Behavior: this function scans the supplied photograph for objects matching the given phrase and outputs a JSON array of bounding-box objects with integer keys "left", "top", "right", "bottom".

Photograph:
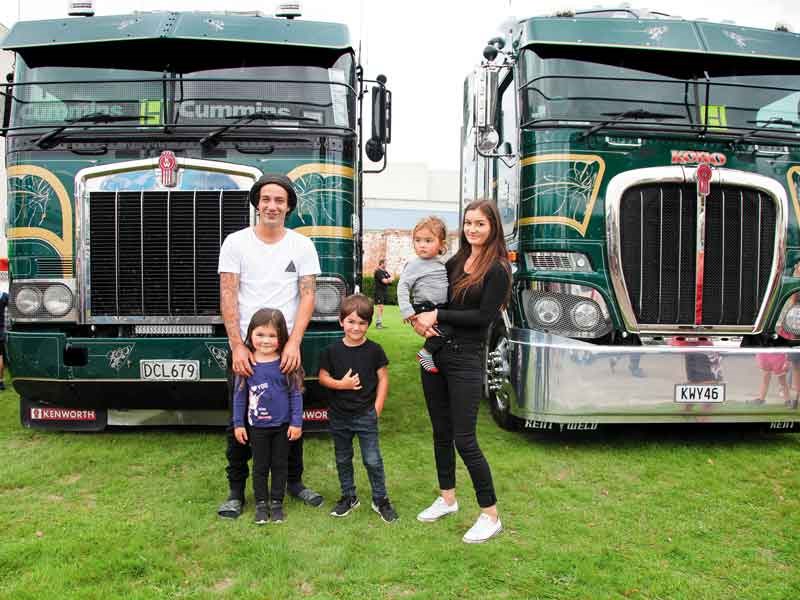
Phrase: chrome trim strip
[
  {"left": 738, "top": 190, "right": 744, "bottom": 325},
  {"left": 658, "top": 187, "right": 663, "bottom": 322},
  {"left": 140, "top": 191, "right": 145, "bottom": 313},
  {"left": 606, "top": 166, "right": 788, "bottom": 335},
  {"left": 721, "top": 188, "right": 726, "bottom": 325},
  {"left": 639, "top": 190, "right": 644, "bottom": 314},
  {"left": 114, "top": 191, "right": 120, "bottom": 315},
  {"left": 193, "top": 190, "right": 197, "bottom": 316},
  {"left": 695, "top": 177, "right": 706, "bottom": 326},
  {"left": 677, "top": 186, "right": 683, "bottom": 315}
]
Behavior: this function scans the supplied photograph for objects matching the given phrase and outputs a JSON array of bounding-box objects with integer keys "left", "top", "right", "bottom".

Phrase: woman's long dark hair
[
  {"left": 450, "top": 199, "right": 511, "bottom": 305},
  {"left": 243, "top": 307, "right": 305, "bottom": 393}
]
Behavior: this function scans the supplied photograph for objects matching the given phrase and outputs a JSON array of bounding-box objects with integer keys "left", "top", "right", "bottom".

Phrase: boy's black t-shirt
[{"left": 319, "top": 339, "right": 389, "bottom": 416}]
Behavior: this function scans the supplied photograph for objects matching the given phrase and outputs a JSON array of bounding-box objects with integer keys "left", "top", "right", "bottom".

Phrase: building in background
[{"left": 363, "top": 162, "right": 459, "bottom": 275}]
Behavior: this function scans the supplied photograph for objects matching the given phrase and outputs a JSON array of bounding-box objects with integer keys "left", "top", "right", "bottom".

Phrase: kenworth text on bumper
[
  {"left": 463, "top": 7, "right": 800, "bottom": 431},
  {"left": 0, "top": 6, "right": 392, "bottom": 430}
]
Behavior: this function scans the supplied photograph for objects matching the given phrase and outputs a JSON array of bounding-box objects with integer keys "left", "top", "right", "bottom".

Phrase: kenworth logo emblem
[
  {"left": 671, "top": 150, "right": 727, "bottom": 166},
  {"left": 696, "top": 163, "right": 713, "bottom": 197},
  {"left": 159, "top": 151, "right": 178, "bottom": 187}
]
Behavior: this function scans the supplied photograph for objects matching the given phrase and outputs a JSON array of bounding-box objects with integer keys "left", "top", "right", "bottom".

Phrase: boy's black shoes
[
  {"left": 254, "top": 501, "right": 269, "bottom": 525},
  {"left": 217, "top": 496, "right": 245, "bottom": 519},
  {"left": 288, "top": 483, "right": 324, "bottom": 507},
  {"left": 270, "top": 500, "right": 285, "bottom": 523},
  {"left": 330, "top": 495, "right": 360, "bottom": 517},
  {"left": 371, "top": 497, "right": 399, "bottom": 523}
]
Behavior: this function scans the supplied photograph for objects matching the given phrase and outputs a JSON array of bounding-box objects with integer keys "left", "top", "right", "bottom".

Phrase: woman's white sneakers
[
  {"left": 462, "top": 513, "right": 503, "bottom": 544},
  {"left": 416, "top": 496, "right": 459, "bottom": 522},
  {"left": 418, "top": 498, "right": 502, "bottom": 543}
]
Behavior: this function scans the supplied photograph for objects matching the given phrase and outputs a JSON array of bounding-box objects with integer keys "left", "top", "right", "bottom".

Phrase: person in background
[
  {"left": 373, "top": 258, "right": 393, "bottom": 329},
  {"left": 412, "top": 199, "right": 511, "bottom": 544},
  {"left": 318, "top": 294, "right": 398, "bottom": 523}
]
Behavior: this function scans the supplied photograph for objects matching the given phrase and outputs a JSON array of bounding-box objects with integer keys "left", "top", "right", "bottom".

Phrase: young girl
[
  {"left": 233, "top": 308, "right": 304, "bottom": 525},
  {"left": 397, "top": 216, "right": 450, "bottom": 372}
]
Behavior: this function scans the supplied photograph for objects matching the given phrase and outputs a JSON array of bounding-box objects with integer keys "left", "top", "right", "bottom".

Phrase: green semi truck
[
  {"left": 0, "top": 7, "right": 390, "bottom": 430},
  {"left": 464, "top": 8, "right": 800, "bottom": 431}
]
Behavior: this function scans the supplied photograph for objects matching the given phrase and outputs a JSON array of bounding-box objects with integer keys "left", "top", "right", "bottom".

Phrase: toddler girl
[
  {"left": 233, "top": 308, "right": 303, "bottom": 524},
  {"left": 397, "top": 216, "right": 449, "bottom": 372}
]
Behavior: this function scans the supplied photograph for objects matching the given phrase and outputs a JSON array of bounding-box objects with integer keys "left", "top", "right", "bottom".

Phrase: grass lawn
[{"left": 1, "top": 305, "right": 799, "bottom": 599}]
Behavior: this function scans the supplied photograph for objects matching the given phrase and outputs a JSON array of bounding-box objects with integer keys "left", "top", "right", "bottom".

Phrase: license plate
[
  {"left": 140, "top": 360, "right": 200, "bottom": 381},
  {"left": 674, "top": 384, "right": 725, "bottom": 403}
]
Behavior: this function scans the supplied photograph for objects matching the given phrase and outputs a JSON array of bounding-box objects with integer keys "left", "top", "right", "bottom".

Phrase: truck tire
[{"left": 484, "top": 321, "right": 520, "bottom": 431}]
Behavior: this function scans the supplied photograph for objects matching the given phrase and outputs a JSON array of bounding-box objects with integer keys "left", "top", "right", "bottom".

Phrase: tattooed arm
[
  {"left": 281, "top": 274, "right": 316, "bottom": 373},
  {"left": 220, "top": 272, "right": 254, "bottom": 376}
]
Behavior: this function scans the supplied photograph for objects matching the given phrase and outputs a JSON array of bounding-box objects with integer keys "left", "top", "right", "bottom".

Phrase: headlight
[
  {"left": 571, "top": 301, "right": 601, "bottom": 330},
  {"left": 532, "top": 296, "right": 562, "bottom": 325},
  {"left": 43, "top": 285, "right": 73, "bottom": 316},
  {"left": 315, "top": 285, "right": 341, "bottom": 315},
  {"left": 312, "top": 276, "right": 347, "bottom": 322},
  {"left": 15, "top": 287, "right": 42, "bottom": 315},
  {"left": 784, "top": 304, "right": 800, "bottom": 335}
]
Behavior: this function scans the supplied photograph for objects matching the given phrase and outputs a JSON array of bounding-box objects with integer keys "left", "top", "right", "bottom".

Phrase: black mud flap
[{"left": 20, "top": 397, "right": 108, "bottom": 432}]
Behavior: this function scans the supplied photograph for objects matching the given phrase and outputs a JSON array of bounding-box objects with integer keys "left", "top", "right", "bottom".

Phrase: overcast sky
[{"left": 2, "top": 1, "right": 800, "bottom": 170}]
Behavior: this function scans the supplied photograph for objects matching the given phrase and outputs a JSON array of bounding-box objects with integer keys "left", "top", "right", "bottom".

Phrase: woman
[{"left": 412, "top": 199, "right": 511, "bottom": 543}]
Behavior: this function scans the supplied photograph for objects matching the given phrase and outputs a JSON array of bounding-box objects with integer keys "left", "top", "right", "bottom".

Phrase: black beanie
[{"left": 249, "top": 174, "right": 298, "bottom": 213}]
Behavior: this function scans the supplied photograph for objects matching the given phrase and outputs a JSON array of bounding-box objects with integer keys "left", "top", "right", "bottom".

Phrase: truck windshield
[
  {"left": 520, "top": 47, "right": 800, "bottom": 140},
  {"left": 8, "top": 52, "right": 356, "bottom": 136}
]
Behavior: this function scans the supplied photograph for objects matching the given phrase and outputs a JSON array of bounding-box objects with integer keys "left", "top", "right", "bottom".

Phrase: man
[
  {"left": 217, "top": 173, "right": 323, "bottom": 519},
  {"left": 373, "top": 258, "right": 393, "bottom": 329}
]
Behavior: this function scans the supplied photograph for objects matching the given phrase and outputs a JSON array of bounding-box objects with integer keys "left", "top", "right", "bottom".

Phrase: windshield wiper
[
  {"left": 200, "top": 111, "right": 321, "bottom": 147},
  {"left": 34, "top": 113, "right": 141, "bottom": 149},
  {"left": 580, "top": 109, "right": 685, "bottom": 139},
  {"left": 735, "top": 117, "right": 800, "bottom": 144}
]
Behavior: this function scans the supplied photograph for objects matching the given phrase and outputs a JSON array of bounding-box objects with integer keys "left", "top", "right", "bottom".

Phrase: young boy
[{"left": 318, "top": 294, "right": 398, "bottom": 523}]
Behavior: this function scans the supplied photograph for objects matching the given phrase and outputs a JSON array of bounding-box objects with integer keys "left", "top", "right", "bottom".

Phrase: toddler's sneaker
[
  {"left": 330, "top": 495, "right": 360, "bottom": 517},
  {"left": 416, "top": 496, "right": 458, "bottom": 522},
  {"left": 371, "top": 497, "right": 399, "bottom": 523},
  {"left": 417, "top": 349, "right": 439, "bottom": 373},
  {"left": 269, "top": 500, "right": 285, "bottom": 523},
  {"left": 254, "top": 501, "right": 269, "bottom": 525},
  {"left": 462, "top": 513, "right": 502, "bottom": 544}
]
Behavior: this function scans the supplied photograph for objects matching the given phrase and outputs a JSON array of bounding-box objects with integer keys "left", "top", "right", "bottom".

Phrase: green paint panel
[
  {"left": 697, "top": 22, "right": 800, "bottom": 61},
  {"left": 8, "top": 331, "right": 342, "bottom": 381},
  {"left": 3, "top": 12, "right": 351, "bottom": 50}
]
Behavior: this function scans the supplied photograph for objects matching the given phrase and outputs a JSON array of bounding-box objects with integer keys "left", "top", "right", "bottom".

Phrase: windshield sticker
[
  {"left": 646, "top": 26, "right": 668, "bottom": 41},
  {"left": 722, "top": 30, "right": 751, "bottom": 48},
  {"left": 139, "top": 99, "right": 162, "bottom": 125},
  {"left": 517, "top": 154, "right": 606, "bottom": 237},
  {"left": 671, "top": 150, "right": 727, "bottom": 166},
  {"left": 206, "top": 18, "right": 224, "bottom": 31},
  {"left": 701, "top": 105, "right": 728, "bottom": 130}
]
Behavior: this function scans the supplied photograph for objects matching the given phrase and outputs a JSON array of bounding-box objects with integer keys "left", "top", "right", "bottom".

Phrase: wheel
[{"left": 484, "top": 321, "right": 521, "bottom": 431}]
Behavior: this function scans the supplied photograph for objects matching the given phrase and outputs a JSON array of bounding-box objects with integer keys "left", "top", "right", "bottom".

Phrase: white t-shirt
[{"left": 218, "top": 227, "right": 321, "bottom": 340}]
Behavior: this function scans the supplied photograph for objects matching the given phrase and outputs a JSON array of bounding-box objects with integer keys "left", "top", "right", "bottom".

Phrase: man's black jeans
[
  {"left": 225, "top": 354, "right": 303, "bottom": 500},
  {"left": 420, "top": 339, "right": 497, "bottom": 508}
]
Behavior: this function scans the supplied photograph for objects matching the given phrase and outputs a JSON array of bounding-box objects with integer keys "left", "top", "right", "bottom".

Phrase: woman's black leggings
[{"left": 420, "top": 339, "right": 497, "bottom": 508}]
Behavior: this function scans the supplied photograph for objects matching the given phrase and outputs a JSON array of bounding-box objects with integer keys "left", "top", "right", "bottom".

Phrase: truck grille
[
  {"left": 619, "top": 183, "right": 776, "bottom": 327},
  {"left": 88, "top": 190, "right": 250, "bottom": 319}
]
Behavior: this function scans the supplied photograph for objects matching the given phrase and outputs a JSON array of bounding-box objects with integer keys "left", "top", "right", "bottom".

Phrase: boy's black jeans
[
  {"left": 224, "top": 355, "right": 304, "bottom": 500},
  {"left": 250, "top": 424, "right": 290, "bottom": 504},
  {"left": 420, "top": 339, "right": 497, "bottom": 508}
]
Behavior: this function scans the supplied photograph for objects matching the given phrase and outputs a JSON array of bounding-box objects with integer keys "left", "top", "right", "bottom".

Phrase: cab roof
[{"left": 521, "top": 15, "right": 800, "bottom": 61}]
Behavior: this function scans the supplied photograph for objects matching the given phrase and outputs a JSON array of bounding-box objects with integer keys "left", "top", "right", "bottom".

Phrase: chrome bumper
[{"left": 508, "top": 328, "right": 800, "bottom": 424}]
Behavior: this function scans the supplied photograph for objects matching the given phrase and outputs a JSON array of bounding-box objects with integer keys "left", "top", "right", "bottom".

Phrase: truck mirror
[
  {"left": 367, "top": 75, "right": 391, "bottom": 163},
  {"left": 370, "top": 78, "right": 391, "bottom": 144},
  {"left": 475, "top": 66, "right": 498, "bottom": 129}
]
